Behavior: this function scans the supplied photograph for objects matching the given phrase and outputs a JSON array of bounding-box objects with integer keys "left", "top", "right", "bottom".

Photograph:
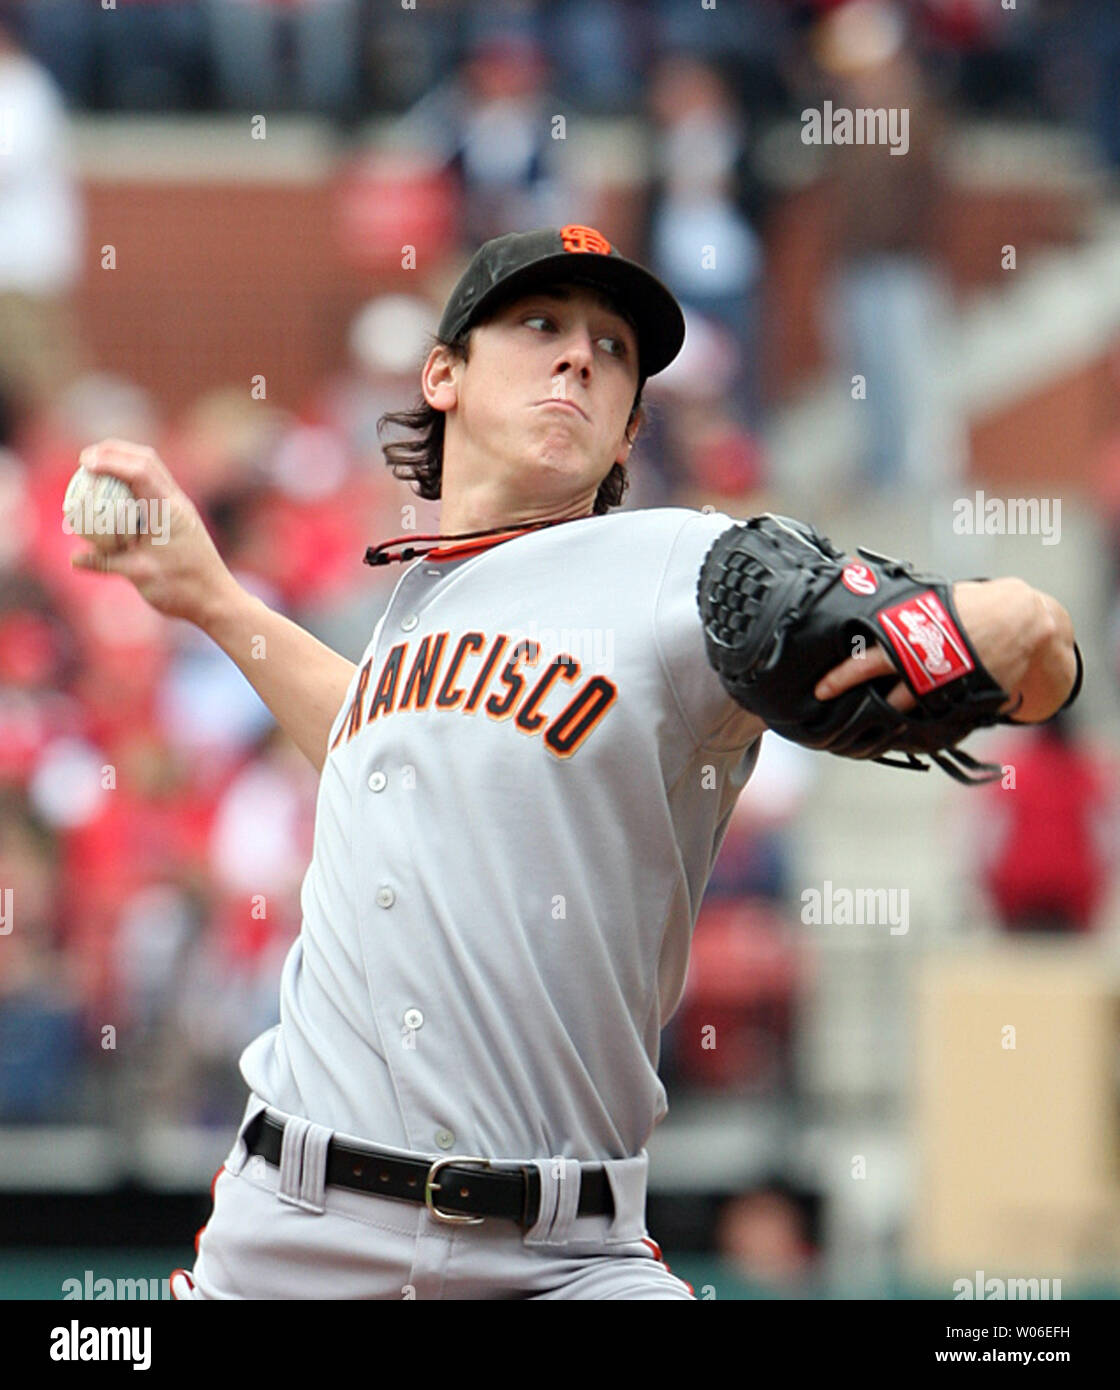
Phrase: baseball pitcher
[{"left": 69, "top": 226, "right": 1081, "bottom": 1299}]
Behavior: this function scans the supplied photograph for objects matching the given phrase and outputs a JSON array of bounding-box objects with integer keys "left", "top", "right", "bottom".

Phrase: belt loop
[
  {"left": 523, "top": 1159, "right": 559, "bottom": 1243},
  {"left": 277, "top": 1116, "right": 309, "bottom": 1206},
  {"left": 298, "top": 1122, "right": 331, "bottom": 1213},
  {"left": 276, "top": 1115, "right": 329, "bottom": 1214},
  {"left": 524, "top": 1157, "right": 581, "bottom": 1246},
  {"left": 603, "top": 1151, "right": 649, "bottom": 1241}
]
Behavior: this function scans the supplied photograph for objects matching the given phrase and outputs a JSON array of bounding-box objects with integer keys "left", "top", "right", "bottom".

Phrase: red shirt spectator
[{"left": 976, "top": 714, "right": 1118, "bottom": 933}]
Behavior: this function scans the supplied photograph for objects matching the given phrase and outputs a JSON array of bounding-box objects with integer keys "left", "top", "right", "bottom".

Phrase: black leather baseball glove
[{"left": 696, "top": 513, "right": 1019, "bottom": 783}]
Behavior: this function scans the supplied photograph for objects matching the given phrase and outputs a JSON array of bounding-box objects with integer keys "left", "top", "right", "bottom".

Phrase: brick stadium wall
[
  {"left": 762, "top": 178, "right": 1112, "bottom": 491},
  {"left": 74, "top": 181, "right": 370, "bottom": 418},
  {"left": 763, "top": 180, "right": 1095, "bottom": 392},
  {"left": 72, "top": 175, "right": 1112, "bottom": 488},
  {"left": 971, "top": 358, "right": 1116, "bottom": 491}
]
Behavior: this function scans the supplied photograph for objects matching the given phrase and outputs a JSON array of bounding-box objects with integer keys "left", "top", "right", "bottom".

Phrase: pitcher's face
[{"left": 427, "top": 285, "right": 641, "bottom": 515}]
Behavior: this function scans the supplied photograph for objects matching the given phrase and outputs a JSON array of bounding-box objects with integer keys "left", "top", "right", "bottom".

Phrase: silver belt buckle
[{"left": 424, "top": 1155, "right": 492, "bottom": 1225}]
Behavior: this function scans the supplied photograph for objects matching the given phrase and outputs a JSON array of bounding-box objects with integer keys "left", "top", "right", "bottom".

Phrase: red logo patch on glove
[
  {"left": 877, "top": 591, "right": 973, "bottom": 693},
  {"left": 841, "top": 561, "right": 878, "bottom": 596}
]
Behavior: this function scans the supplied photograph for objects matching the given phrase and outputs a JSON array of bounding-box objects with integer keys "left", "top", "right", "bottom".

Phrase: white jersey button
[
  {"left": 403, "top": 1008, "right": 424, "bottom": 1030},
  {"left": 425, "top": 568, "right": 440, "bottom": 576},
  {"left": 400, "top": 614, "right": 419, "bottom": 631},
  {"left": 375, "top": 885, "right": 395, "bottom": 908},
  {"left": 434, "top": 1128, "right": 455, "bottom": 1150},
  {"left": 367, "top": 770, "right": 387, "bottom": 792}
]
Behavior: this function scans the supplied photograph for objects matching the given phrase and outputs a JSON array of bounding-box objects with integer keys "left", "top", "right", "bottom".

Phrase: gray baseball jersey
[{"left": 238, "top": 506, "right": 762, "bottom": 1164}]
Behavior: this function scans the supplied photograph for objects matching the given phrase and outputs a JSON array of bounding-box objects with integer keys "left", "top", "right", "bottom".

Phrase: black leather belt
[{"left": 242, "top": 1113, "right": 614, "bottom": 1227}]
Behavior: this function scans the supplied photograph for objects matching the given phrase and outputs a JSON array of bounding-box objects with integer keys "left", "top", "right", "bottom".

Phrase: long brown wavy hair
[{"left": 377, "top": 320, "right": 645, "bottom": 517}]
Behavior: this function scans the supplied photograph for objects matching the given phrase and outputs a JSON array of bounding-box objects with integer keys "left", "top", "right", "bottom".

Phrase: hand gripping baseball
[
  {"left": 68, "top": 439, "right": 240, "bottom": 627},
  {"left": 696, "top": 514, "right": 1074, "bottom": 784}
]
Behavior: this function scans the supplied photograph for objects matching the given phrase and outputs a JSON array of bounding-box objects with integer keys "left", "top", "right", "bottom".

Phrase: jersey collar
[{"left": 364, "top": 514, "right": 587, "bottom": 568}]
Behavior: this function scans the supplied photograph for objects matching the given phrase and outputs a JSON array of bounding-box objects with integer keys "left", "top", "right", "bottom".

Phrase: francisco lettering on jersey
[{"left": 330, "top": 630, "right": 618, "bottom": 760}]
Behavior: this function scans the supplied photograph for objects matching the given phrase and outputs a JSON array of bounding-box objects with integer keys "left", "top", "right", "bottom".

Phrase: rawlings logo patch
[
  {"left": 877, "top": 591, "right": 973, "bottom": 693},
  {"left": 842, "top": 561, "right": 877, "bottom": 596},
  {"left": 560, "top": 224, "right": 612, "bottom": 255}
]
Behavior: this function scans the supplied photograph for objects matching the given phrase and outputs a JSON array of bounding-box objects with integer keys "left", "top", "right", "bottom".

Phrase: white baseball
[{"left": 62, "top": 465, "right": 139, "bottom": 553}]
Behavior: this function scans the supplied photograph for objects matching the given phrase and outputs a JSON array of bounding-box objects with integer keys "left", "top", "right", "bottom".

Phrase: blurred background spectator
[
  {"left": 968, "top": 711, "right": 1120, "bottom": 935},
  {"left": 204, "top": 0, "right": 361, "bottom": 122},
  {"left": 714, "top": 1186, "right": 821, "bottom": 1296},
  {"left": 394, "top": 26, "right": 574, "bottom": 247},
  {"left": 0, "top": 16, "right": 85, "bottom": 440},
  {"left": 0, "top": 789, "right": 83, "bottom": 1122},
  {"left": 646, "top": 54, "right": 767, "bottom": 425},
  {"left": 810, "top": 1, "right": 963, "bottom": 494}
]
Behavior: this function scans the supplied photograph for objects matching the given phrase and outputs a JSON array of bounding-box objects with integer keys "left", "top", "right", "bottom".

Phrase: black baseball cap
[{"left": 436, "top": 225, "right": 686, "bottom": 380}]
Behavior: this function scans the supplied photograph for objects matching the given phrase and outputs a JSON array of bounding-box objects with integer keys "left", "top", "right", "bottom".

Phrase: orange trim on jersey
[
  {"left": 544, "top": 675, "right": 617, "bottom": 759},
  {"left": 435, "top": 632, "right": 485, "bottom": 709},
  {"left": 169, "top": 1267, "right": 195, "bottom": 1300},
  {"left": 331, "top": 659, "right": 372, "bottom": 750},
  {"left": 464, "top": 634, "right": 509, "bottom": 712},
  {"left": 426, "top": 527, "right": 543, "bottom": 562},
  {"left": 399, "top": 632, "right": 448, "bottom": 711},
  {"left": 514, "top": 656, "right": 578, "bottom": 733},
  {"left": 367, "top": 643, "right": 407, "bottom": 722},
  {"left": 367, "top": 514, "right": 584, "bottom": 568},
  {"left": 485, "top": 641, "right": 541, "bottom": 721}
]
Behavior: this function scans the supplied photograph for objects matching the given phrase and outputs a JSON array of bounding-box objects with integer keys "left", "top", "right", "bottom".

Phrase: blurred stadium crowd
[
  {"left": 1, "top": 0, "right": 1120, "bottom": 1291},
  {"left": 10, "top": 0, "right": 1120, "bottom": 142}
]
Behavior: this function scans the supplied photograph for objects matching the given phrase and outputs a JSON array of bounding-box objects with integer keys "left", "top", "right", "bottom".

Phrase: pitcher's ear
[{"left": 421, "top": 344, "right": 461, "bottom": 413}]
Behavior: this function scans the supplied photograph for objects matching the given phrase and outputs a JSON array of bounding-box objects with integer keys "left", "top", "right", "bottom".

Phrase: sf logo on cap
[{"left": 560, "top": 225, "right": 611, "bottom": 255}]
